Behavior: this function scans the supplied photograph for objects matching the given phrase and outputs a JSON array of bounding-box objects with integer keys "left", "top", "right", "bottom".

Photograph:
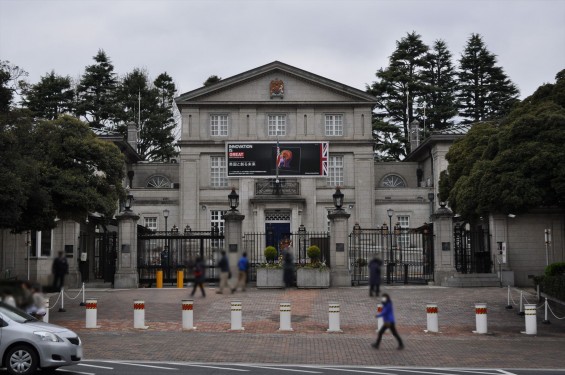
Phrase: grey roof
[{"left": 432, "top": 123, "right": 472, "bottom": 136}]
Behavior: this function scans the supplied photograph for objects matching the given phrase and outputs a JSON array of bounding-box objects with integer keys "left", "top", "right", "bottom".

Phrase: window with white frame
[
  {"left": 327, "top": 155, "right": 344, "bottom": 186},
  {"left": 144, "top": 217, "right": 157, "bottom": 231},
  {"left": 210, "top": 210, "right": 226, "bottom": 248},
  {"left": 268, "top": 114, "right": 286, "bottom": 136},
  {"left": 210, "top": 156, "right": 227, "bottom": 187},
  {"left": 325, "top": 114, "right": 343, "bottom": 136},
  {"left": 397, "top": 215, "right": 410, "bottom": 249},
  {"left": 210, "top": 114, "right": 228, "bottom": 136},
  {"left": 30, "top": 230, "right": 52, "bottom": 257}
]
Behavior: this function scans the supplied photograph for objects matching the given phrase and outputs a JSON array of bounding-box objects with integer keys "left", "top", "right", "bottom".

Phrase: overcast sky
[{"left": 1, "top": 0, "right": 564, "bottom": 100}]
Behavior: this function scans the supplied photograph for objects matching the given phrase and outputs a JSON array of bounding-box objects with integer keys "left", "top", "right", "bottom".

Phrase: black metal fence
[
  {"left": 137, "top": 230, "right": 225, "bottom": 285},
  {"left": 453, "top": 223, "right": 492, "bottom": 274},
  {"left": 242, "top": 231, "right": 330, "bottom": 282},
  {"left": 349, "top": 224, "right": 434, "bottom": 285}
]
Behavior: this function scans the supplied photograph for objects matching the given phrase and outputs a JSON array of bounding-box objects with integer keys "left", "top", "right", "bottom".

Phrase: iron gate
[
  {"left": 349, "top": 224, "right": 434, "bottom": 284},
  {"left": 243, "top": 231, "right": 330, "bottom": 282},
  {"left": 453, "top": 223, "right": 492, "bottom": 273},
  {"left": 94, "top": 231, "right": 117, "bottom": 283},
  {"left": 137, "top": 230, "right": 224, "bottom": 285}
]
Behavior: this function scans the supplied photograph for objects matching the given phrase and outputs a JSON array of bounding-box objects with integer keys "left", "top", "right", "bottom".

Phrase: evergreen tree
[
  {"left": 22, "top": 70, "right": 74, "bottom": 120},
  {"left": 457, "top": 34, "right": 519, "bottom": 123},
  {"left": 0, "top": 60, "right": 28, "bottom": 111},
  {"left": 203, "top": 75, "right": 221, "bottom": 86},
  {"left": 76, "top": 50, "right": 118, "bottom": 129},
  {"left": 420, "top": 40, "right": 458, "bottom": 132},
  {"left": 367, "top": 32, "right": 429, "bottom": 159}
]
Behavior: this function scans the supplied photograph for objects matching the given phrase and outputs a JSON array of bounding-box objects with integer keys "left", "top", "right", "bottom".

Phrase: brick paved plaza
[{"left": 47, "top": 285, "right": 565, "bottom": 368}]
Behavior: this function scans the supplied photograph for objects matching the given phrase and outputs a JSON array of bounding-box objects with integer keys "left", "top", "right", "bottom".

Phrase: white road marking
[
  {"left": 303, "top": 366, "right": 395, "bottom": 375},
  {"left": 176, "top": 364, "right": 250, "bottom": 371},
  {"left": 57, "top": 369, "right": 96, "bottom": 375},
  {"left": 235, "top": 364, "right": 322, "bottom": 373},
  {"left": 78, "top": 363, "right": 115, "bottom": 369},
  {"left": 100, "top": 360, "right": 178, "bottom": 370}
]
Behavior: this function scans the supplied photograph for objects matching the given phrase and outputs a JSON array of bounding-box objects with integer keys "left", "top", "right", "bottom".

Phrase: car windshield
[{"left": 0, "top": 302, "right": 37, "bottom": 323}]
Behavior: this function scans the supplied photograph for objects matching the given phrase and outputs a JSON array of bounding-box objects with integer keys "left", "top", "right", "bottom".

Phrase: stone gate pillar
[
  {"left": 431, "top": 202, "right": 455, "bottom": 285},
  {"left": 223, "top": 189, "right": 245, "bottom": 278},
  {"left": 114, "top": 207, "right": 140, "bottom": 289},
  {"left": 327, "top": 197, "right": 351, "bottom": 287}
]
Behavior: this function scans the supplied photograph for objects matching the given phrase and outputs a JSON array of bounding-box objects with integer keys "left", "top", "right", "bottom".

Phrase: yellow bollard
[
  {"left": 177, "top": 269, "right": 184, "bottom": 288},
  {"left": 156, "top": 269, "right": 163, "bottom": 288}
]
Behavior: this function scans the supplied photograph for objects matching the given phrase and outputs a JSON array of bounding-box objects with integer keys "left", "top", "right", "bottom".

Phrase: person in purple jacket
[{"left": 372, "top": 293, "right": 404, "bottom": 350}]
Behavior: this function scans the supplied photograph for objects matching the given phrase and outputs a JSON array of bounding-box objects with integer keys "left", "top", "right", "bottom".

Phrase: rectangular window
[
  {"left": 397, "top": 215, "right": 410, "bottom": 249},
  {"left": 327, "top": 155, "right": 344, "bottom": 186},
  {"left": 30, "top": 230, "right": 52, "bottom": 257},
  {"left": 210, "top": 114, "right": 228, "bottom": 136},
  {"left": 144, "top": 217, "right": 157, "bottom": 231},
  {"left": 210, "top": 156, "right": 227, "bottom": 187},
  {"left": 268, "top": 114, "right": 286, "bottom": 136},
  {"left": 325, "top": 114, "right": 343, "bottom": 136},
  {"left": 210, "top": 210, "right": 226, "bottom": 248}
]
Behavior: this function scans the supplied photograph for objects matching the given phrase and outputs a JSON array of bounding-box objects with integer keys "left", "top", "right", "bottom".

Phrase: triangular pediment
[{"left": 175, "top": 61, "right": 376, "bottom": 105}]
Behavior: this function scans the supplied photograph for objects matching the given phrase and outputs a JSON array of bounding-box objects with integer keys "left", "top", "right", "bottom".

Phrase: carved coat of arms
[{"left": 270, "top": 79, "right": 284, "bottom": 98}]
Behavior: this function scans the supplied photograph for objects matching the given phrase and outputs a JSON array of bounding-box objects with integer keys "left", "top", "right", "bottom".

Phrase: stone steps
[{"left": 444, "top": 273, "right": 501, "bottom": 288}]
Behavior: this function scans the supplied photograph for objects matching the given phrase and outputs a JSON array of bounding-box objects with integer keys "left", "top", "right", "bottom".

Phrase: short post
[
  {"left": 473, "top": 303, "right": 488, "bottom": 334},
  {"left": 156, "top": 270, "right": 163, "bottom": 288},
  {"left": 542, "top": 298, "right": 550, "bottom": 324},
  {"left": 177, "top": 269, "right": 184, "bottom": 288},
  {"left": 134, "top": 300, "right": 148, "bottom": 329},
  {"left": 279, "top": 302, "right": 292, "bottom": 331},
  {"left": 80, "top": 282, "right": 86, "bottom": 306},
  {"left": 43, "top": 298, "right": 49, "bottom": 323},
  {"left": 182, "top": 299, "right": 195, "bottom": 330},
  {"left": 85, "top": 299, "right": 99, "bottom": 328},
  {"left": 230, "top": 300, "right": 244, "bottom": 331},
  {"left": 518, "top": 290, "right": 525, "bottom": 316},
  {"left": 505, "top": 285, "right": 513, "bottom": 309},
  {"left": 426, "top": 303, "right": 439, "bottom": 333},
  {"left": 523, "top": 304, "right": 537, "bottom": 335},
  {"left": 58, "top": 287, "right": 66, "bottom": 312},
  {"left": 376, "top": 303, "right": 383, "bottom": 332},
  {"left": 327, "top": 302, "right": 342, "bottom": 332}
]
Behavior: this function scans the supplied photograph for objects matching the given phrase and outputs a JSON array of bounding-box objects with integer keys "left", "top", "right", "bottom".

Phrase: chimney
[{"left": 127, "top": 122, "right": 138, "bottom": 151}]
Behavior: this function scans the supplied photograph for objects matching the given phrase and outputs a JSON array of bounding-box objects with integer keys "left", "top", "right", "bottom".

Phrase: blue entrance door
[{"left": 266, "top": 223, "right": 291, "bottom": 254}]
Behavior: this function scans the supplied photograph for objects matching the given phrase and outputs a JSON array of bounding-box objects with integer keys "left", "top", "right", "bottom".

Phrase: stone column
[
  {"left": 431, "top": 203, "right": 455, "bottom": 285},
  {"left": 114, "top": 209, "right": 140, "bottom": 289},
  {"left": 223, "top": 210, "right": 245, "bottom": 278},
  {"left": 327, "top": 209, "right": 351, "bottom": 287}
]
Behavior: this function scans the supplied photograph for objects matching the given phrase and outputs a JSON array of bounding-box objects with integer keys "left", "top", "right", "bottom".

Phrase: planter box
[
  {"left": 297, "top": 268, "right": 330, "bottom": 288},
  {"left": 256, "top": 268, "right": 285, "bottom": 288}
]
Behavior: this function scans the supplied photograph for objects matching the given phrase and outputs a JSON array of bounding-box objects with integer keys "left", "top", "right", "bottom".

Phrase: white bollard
[
  {"left": 426, "top": 303, "right": 439, "bottom": 333},
  {"left": 80, "top": 282, "right": 86, "bottom": 306},
  {"left": 58, "top": 287, "right": 66, "bottom": 312},
  {"left": 505, "top": 285, "right": 513, "bottom": 309},
  {"left": 542, "top": 298, "right": 550, "bottom": 324},
  {"left": 473, "top": 303, "right": 488, "bottom": 334},
  {"left": 182, "top": 300, "right": 196, "bottom": 330},
  {"left": 518, "top": 290, "right": 525, "bottom": 315},
  {"left": 85, "top": 299, "right": 99, "bottom": 328},
  {"left": 43, "top": 298, "right": 49, "bottom": 323},
  {"left": 523, "top": 303, "right": 537, "bottom": 335},
  {"left": 327, "top": 302, "right": 342, "bottom": 332},
  {"left": 376, "top": 303, "right": 383, "bottom": 332},
  {"left": 230, "top": 300, "right": 244, "bottom": 331},
  {"left": 279, "top": 302, "right": 293, "bottom": 331},
  {"left": 134, "top": 300, "right": 148, "bottom": 329}
]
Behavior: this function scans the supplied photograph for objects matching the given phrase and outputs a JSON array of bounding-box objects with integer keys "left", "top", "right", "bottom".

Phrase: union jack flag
[{"left": 320, "top": 142, "right": 328, "bottom": 176}]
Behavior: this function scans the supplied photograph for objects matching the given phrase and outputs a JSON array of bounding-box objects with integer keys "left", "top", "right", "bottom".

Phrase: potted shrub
[
  {"left": 297, "top": 245, "right": 330, "bottom": 288},
  {"left": 256, "top": 246, "right": 285, "bottom": 288}
]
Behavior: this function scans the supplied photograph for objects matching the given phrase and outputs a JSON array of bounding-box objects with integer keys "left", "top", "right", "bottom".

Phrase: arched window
[
  {"left": 146, "top": 175, "right": 171, "bottom": 188},
  {"left": 380, "top": 174, "right": 406, "bottom": 188}
]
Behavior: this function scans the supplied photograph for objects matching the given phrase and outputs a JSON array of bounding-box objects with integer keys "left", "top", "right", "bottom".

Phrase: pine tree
[
  {"left": 22, "top": 70, "right": 74, "bottom": 120},
  {"left": 457, "top": 34, "right": 519, "bottom": 123},
  {"left": 420, "top": 40, "right": 458, "bottom": 132},
  {"left": 76, "top": 50, "right": 118, "bottom": 129}
]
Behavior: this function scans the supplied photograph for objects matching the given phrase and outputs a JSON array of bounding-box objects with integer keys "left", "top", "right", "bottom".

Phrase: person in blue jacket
[{"left": 373, "top": 293, "right": 404, "bottom": 350}]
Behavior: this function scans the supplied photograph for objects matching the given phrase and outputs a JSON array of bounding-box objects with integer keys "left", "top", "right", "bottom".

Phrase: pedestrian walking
[
  {"left": 372, "top": 293, "right": 404, "bottom": 350},
  {"left": 52, "top": 251, "right": 69, "bottom": 292},
  {"left": 216, "top": 250, "right": 230, "bottom": 294},
  {"left": 190, "top": 256, "right": 206, "bottom": 297},
  {"left": 283, "top": 249, "right": 295, "bottom": 288},
  {"left": 232, "top": 252, "right": 249, "bottom": 293},
  {"left": 368, "top": 257, "right": 383, "bottom": 297}
]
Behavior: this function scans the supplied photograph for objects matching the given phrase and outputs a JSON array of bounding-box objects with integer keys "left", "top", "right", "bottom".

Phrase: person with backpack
[
  {"left": 232, "top": 252, "right": 249, "bottom": 293},
  {"left": 190, "top": 256, "right": 206, "bottom": 297}
]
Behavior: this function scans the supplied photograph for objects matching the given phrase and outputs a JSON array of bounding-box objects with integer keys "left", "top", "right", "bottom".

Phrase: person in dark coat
[
  {"left": 52, "top": 251, "right": 69, "bottom": 291},
  {"left": 216, "top": 250, "right": 230, "bottom": 294},
  {"left": 368, "top": 257, "right": 383, "bottom": 297},
  {"left": 372, "top": 293, "right": 404, "bottom": 350},
  {"left": 283, "top": 249, "right": 295, "bottom": 288},
  {"left": 190, "top": 256, "right": 206, "bottom": 297}
]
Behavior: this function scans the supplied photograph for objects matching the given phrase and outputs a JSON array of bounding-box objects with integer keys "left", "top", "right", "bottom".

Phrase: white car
[{"left": 0, "top": 302, "right": 82, "bottom": 374}]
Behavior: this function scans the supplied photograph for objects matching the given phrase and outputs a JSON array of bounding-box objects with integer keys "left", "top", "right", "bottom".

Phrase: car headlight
[{"left": 34, "top": 331, "right": 62, "bottom": 342}]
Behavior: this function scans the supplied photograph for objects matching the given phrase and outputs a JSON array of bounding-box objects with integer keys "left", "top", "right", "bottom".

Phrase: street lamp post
[
  {"left": 298, "top": 224, "right": 306, "bottom": 262},
  {"left": 387, "top": 208, "right": 394, "bottom": 284},
  {"left": 163, "top": 209, "right": 169, "bottom": 233}
]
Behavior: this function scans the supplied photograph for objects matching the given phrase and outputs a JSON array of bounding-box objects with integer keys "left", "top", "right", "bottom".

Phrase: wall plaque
[
  {"left": 442, "top": 242, "right": 451, "bottom": 251},
  {"left": 336, "top": 243, "right": 344, "bottom": 252},
  {"left": 229, "top": 244, "right": 238, "bottom": 253}
]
